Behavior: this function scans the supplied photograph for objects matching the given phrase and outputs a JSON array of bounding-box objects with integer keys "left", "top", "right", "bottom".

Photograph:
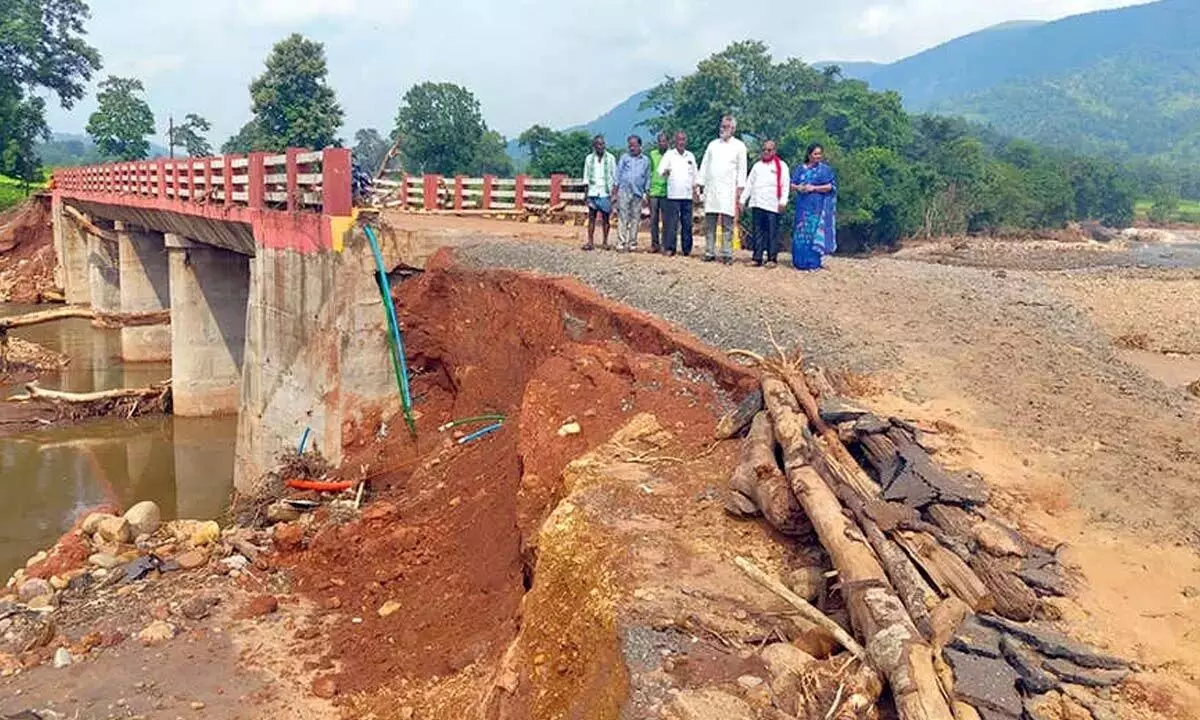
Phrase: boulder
[
  {"left": 667, "top": 689, "right": 754, "bottom": 720},
  {"left": 136, "top": 620, "right": 176, "bottom": 645},
  {"left": 760, "top": 642, "right": 815, "bottom": 682},
  {"left": 96, "top": 516, "right": 132, "bottom": 544},
  {"left": 82, "top": 512, "right": 118, "bottom": 535},
  {"left": 122, "top": 501, "right": 162, "bottom": 537},
  {"left": 17, "top": 578, "right": 54, "bottom": 604},
  {"left": 88, "top": 553, "right": 121, "bottom": 569}
]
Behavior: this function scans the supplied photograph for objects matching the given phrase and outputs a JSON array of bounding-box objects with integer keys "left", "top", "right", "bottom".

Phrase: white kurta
[{"left": 698, "top": 137, "right": 748, "bottom": 216}]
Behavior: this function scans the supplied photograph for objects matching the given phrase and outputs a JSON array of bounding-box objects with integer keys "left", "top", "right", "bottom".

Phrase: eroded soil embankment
[
  {"left": 0, "top": 197, "right": 56, "bottom": 305},
  {"left": 278, "top": 253, "right": 756, "bottom": 714}
]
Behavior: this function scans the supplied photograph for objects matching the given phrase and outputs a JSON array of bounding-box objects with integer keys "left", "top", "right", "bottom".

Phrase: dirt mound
[
  {"left": 0, "top": 196, "right": 57, "bottom": 303},
  {"left": 276, "top": 261, "right": 755, "bottom": 713}
]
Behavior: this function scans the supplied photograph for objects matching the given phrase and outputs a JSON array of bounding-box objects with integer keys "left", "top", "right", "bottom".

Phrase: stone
[
  {"left": 1042, "top": 657, "right": 1130, "bottom": 688},
  {"left": 122, "top": 555, "right": 163, "bottom": 582},
  {"left": 668, "top": 689, "right": 754, "bottom": 720},
  {"left": 53, "top": 647, "right": 72, "bottom": 668},
  {"left": 190, "top": 701, "right": 206, "bottom": 710},
  {"left": 972, "top": 521, "right": 1026, "bottom": 558},
  {"left": 25, "top": 550, "right": 48, "bottom": 569},
  {"left": 736, "top": 675, "right": 764, "bottom": 689},
  {"left": 977, "top": 615, "right": 1129, "bottom": 670},
  {"left": 950, "top": 616, "right": 1003, "bottom": 659},
  {"left": 266, "top": 502, "right": 301, "bottom": 524},
  {"left": 311, "top": 675, "right": 339, "bottom": 698},
  {"left": 48, "top": 575, "right": 68, "bottom": 591},
  {"left": 137, "top": 620, "right": 176, "bottom": 645},
  {"left": 943, "top": 648, "right": 1023, "bottom": 718},
  {"left": 557, "top": 421, "right": 582, "bottom": 437},
  {"left": 272, "top": 523, "right": 304, "bottom": 552},
  {"left": 82, "top": 512, "right": 118, "bottom": 535},
  {"left": 190, "top": 521, "right": 221, "bottom": 546},
  {"left": 999, "top": 635, "right": 1059, "bottom": 694},
  {"left": 852, "top": 414, "right": 892, "bottom": 435},
  {"left": 1023, "top": 692, "right": 1066, "bottom": 720},
  {"left": 377, "top": 600, "right": 402, "bottom": 618},
  {"left": 760, "top": 643, "right": 815, "bottom": 681},
  {"left": 221, "top": 555, "right": 250, "bottom": 571},
  {"left": 175, "top": 550, "right": 209, "bottom": 570},
  {"left": 786, "top": 566, "right": 825, "bottom": 603},
  {"left": 122, "top": 501, "right": 162, "bottom": 537},
  {"left": 27, "top": 595, "right": 55, "bottom": 610},
  {"left": 240, "top": 595, "right": 279, "bottom": 618},
  {"left": 17, "top": 578, "right": 54, "bottom": 604},
  {"left": 88, "top": 552, "right": 121, "bottom": 569},
  {"left": 96, "top": 516, "right": 132, "bottom": 544}
]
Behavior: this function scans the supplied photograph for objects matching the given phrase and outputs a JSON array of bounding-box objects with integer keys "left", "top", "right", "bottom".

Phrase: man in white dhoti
[{"left": 698, "top": 115, "right": 748, "bottom": 265}]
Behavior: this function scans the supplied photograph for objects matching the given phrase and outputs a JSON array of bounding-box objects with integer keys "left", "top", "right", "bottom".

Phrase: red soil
[
  {"left": 0, "top": 196, "right": 56, "bottom": 303},
  {"left": 277, "top": 253, "right": 756, "bottom": 703}
]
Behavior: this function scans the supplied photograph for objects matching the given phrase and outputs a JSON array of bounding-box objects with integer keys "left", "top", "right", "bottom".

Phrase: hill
[{"left": 36, "top": 133, "right": 173, "bottom": 168}]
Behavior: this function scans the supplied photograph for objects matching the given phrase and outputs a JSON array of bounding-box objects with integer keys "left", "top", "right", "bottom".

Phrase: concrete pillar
[
  {"left": 54, "top": 199, "right": 91, "bottom": 305},
  {"left": 116, "top": 222, "right": 171, "bottom": 362},
  {"left": 166, "top": 233, "right": 250, "bottom": 417},
  {"left": 86, "top": 224, "right": 120, "bottom": 314}
]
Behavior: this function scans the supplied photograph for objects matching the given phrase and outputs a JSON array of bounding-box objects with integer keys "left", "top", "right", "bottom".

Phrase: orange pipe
[{"left": 285, "top": 478, "right": 355, "bottom": 492}]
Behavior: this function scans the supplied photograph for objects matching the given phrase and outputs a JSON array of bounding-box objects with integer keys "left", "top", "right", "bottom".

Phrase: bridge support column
[
  {"left": 116, "top": 222, "right": 171, "bottom": 362},
  {"left": 166, "top": 233, "right": 250, "bottom": 417},
  {"left": 52, "top": 197, "right": 90, "bottom": 304},
  {"left": 86, "top": 219, "right": 120, "bottom": 313}
]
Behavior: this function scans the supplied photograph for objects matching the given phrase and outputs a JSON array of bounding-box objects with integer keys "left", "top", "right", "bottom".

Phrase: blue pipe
[
  {"left": 363, "top": 224, "right": 416, "bottom": 435},
  {"left": 457, "top": 421, "right": 504, "bottom": 446},
  {"left": 297, "top": 426, "right": 311, "bottom": 454}
]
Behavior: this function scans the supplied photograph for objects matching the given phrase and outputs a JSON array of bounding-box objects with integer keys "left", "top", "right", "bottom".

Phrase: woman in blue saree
[{"left": 790, "top": 144, "right": 837, "bottom": 270}]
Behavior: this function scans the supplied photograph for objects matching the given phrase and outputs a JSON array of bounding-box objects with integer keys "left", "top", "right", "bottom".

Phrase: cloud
[
  {"left": 224, "top": 0, "right": 415, "bottom": 26},
  {"left": 858, "top": 5, "right": 898, "bottom": 37}
]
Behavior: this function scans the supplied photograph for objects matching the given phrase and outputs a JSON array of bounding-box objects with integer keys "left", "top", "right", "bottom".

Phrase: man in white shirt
[
  {"left": 581, "top": 135, "right": 617, "bottom": 251},
  {"left": 656, "top": 131, "right": 699, "bottom": 257},
  {"left": 739, "top": 139, "right": 789, "bottom": 268},
  {"left": 698, "top": 115, "right": 748, "bottom": 265}
]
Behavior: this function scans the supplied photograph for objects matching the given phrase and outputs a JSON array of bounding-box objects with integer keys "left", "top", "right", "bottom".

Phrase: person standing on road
[
  {"left": 657, "top": 131, "right": 699, "bottom": 257},
  {"left": 740, "top": 139, "right": 789, "bottom": 268},
  {"left": 614, "top": 135, "right": 651, "bottom": 252},
  {"left": 698, "top": 115, "right": 748, "bottom": 265},
  {"left": 790, "top": 143, "right": 838, "bottom": 270},
  {"left": 582, "top": 135, "right": 617, "bottom": 251},
  {"left": 647, "top": 132, "right": 670, "bottom": 253}
]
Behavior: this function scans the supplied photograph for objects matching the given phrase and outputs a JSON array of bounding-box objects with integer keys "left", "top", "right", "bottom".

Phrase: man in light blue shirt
[{"left": 613, "top": 135, "right": 651, "bottom": 252}]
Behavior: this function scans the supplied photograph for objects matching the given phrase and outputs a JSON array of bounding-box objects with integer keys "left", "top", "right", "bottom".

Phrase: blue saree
[{"left": 791, "top": 162, "right": 837, "bottom": 270}]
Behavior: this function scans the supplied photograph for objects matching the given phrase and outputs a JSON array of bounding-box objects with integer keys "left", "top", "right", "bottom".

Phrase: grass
[
  {"left": 1134, "top": 197, "right": 1200, "bottom": 225},
  {"left": 0, "top": 174, "right": 46, "bottom": 212}
]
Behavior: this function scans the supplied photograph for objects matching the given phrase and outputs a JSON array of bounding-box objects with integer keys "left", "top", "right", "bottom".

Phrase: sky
[{"left": 43, "top": 0, "right": 1154, "bottom": 147}]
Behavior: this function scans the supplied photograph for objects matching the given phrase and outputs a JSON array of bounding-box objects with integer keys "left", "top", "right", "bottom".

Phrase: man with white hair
[{"left": 698, "top": 115, "right": 748, "bottom": 265}]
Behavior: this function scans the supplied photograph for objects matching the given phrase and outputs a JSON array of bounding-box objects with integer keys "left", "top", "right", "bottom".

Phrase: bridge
[{"left": 51, "top": 149, "right": 409, "bottom": 493}]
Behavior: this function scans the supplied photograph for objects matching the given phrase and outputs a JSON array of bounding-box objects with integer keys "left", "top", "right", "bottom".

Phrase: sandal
[{"left": 581, "top": 242, "right": 594, "bottom": 251}]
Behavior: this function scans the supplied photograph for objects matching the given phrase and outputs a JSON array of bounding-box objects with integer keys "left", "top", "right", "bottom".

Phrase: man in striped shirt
[{"left": 582, "top": 135, "right": 617, "bottom": 251}]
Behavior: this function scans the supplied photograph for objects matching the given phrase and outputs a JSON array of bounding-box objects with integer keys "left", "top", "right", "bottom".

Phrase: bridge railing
[
  {"left": 54, "top": 148, "right": 353, "bottom": 216},
  {"left": 374, "top": 173, "right": 591, "bottom": 215}
]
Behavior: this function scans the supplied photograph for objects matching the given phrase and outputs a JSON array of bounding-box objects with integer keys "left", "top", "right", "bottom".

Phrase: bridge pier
[
  {"left": 116, "top": 222, "right": 171, "bottom": 362},
  {"left": 86, "top": 220, "right": 121, "bottom": 314},
  {"left": 52, "top": 198, "right": 91, "bottom": 305},
  {"left": 166, "top": 233, "right": 250, "bottom": 417}
]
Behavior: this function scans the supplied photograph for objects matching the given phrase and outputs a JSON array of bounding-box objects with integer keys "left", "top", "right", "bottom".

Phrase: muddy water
[{"left": 0, "top": 305, "right": 237, "bottom": 579}]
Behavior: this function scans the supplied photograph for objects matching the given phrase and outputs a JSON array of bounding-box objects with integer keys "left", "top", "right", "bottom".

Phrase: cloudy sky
[{"left": 44, "top": 0, "right": 1152, "bottom": 146}]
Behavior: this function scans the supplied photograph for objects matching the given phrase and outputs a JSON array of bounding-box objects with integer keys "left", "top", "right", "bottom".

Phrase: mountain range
[{"left": 559, "top": 0, "right": 1198, "bottom": 164}]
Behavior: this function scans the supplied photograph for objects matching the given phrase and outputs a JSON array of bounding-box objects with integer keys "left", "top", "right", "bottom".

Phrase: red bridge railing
[{"left": 54, "top": 148, "right": 353, "bottom": 217}]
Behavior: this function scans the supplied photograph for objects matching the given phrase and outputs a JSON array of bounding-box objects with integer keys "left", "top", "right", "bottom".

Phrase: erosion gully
[{"left": 0, "top": 304, "right": 236, "bottom": 579}]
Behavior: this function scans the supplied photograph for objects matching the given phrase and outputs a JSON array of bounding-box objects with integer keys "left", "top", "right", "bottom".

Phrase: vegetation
[
  {"left": 169, "top": 114, "right": 212, "bottom": 157},
  {"left": 241, "top": 34, "right": 343, "bottom": 152},
  {"left": 516, "top": 126, "right": 594, "bottom": 177},
  {"left": 85, "top": 76, "right": 155, "bottom": 160},
  {"left": 392, "top": 82, "right": 512, "bottom": 177},
  {"left": 0, "top": 173, "right": 45, "bottom": 211},
  {"left": 352, "top": 128, "right": 390, "bottom": 174}
]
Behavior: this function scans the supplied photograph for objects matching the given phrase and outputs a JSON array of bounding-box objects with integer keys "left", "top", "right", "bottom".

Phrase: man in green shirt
[{"left": 647, "top": 132, "right": 670, "bottom": 253}]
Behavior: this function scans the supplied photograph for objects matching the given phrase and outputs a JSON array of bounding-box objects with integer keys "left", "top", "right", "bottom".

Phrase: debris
[
  {"left": 136, "top": 620, "right": 176, "bottom": 645},
  {"left": 121, "top": 554, "right": 164, "bottom": 583},
  {"left": 377, "top": 600, "right": 402, "bottom": 618},
  {"left": 736, "top": 675, "right": 764, "bottom": 689},
  {"left": 999, "top": 636, "right": 1059, "bottom": 695},
  {"left": 668, "top": 688, "right": 755, "bottom": 720},
  {"left": 189, "top": 521, "right": 221, "bottom": 547},
  {"left": 950, "top": 616, "right": 1003, "bottom": 659},
  {"left": 220, "top": 555, "right": 250, "bottom": 572},
  {"left": 122, "top": 501, "right": 161, "bottom": 537},
  {"left": 174, "top": 550, "right": 209, "bottom": 571},
  {"left": 969, "top": 553, "right": 1038, "bottom": 621},
  {"left": 943, "top": 648, "right": 1024, "bottom": 718},
  {"left": 95, "top": 516, "right": 132, "bottom": 544},
  {"left": 725, "top": 412, "right": 811, "bottom": 537},
  {"left": 81, "top": 512, "right": 117, "bottom": 535},
  {"left": 239, "top": 595, "right": 279, "bottom": 618},
  {"left": 714, "top": 389, "right": 764, "bottom": 440},
  {"left": 52, "top": 647, "right": 71, "bottom": 668},
  {"left": 17, "top": 578, "right": 53, "bottom": 604},
  {"left": 272, "top": 523, "right": 305, "bottom": 552},
  {"left": 266, "top": 502, "right": 301, "bottom": 524},
  {"left": 1041, "top": 657, "right": 1130, "bottom": 688},
  {"left": 456, "top": 421, "right": 504, "bottom": 445},
  {"left": 311, "top": 675, "right": 339, "bottom": 698},
  {"left": 977, "top": 615, "right": 1129, "bottom": 670},
  {"left": 1018, "top": 564, "right": 1073, "bottom": 598},
  {"left": 972, "top": 521, "right": 1026, "bottom": 558},
  {"left": 87, "top": 552, "right": 120, "bottom": 569},
  {"left": 180, "top": 596, "right": 219, "bottom": 621},
  {"left": 557, "top": 421, "right": 582, "bottom": 437}
]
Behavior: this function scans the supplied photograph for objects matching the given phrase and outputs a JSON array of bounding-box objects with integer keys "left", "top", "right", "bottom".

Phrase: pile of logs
[{"left": 722, "top": 352, "right": 1130, "bottom": 720}]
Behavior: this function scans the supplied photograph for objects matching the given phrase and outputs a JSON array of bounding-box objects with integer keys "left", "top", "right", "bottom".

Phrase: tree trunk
[
  {"left": 894, "top": 531, "right": 993, "bottom": 613},
  {"left": 727, "top": 412, "right": 811, "bottom": 537}
]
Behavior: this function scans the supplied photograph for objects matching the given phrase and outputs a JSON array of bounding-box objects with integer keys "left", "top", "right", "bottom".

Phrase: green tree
[
  {"left": 169, "top": 113, "right": 212, "bottom": 157},
  {"left": 394, "top": 82, "right": 488, "bottom": 175},
  {"left": 352, "top": 128, "right": 390, "bottom": 174},
  {"left": 517, "top": 125, "right": 557, "bottom": 171},
  {"left": 85, "top": 76, "right": 155, "bottom": 160},
  {"left": 221, "top": 119, "right": 265, "bottom": 153},
  {"left": 1148, "top": 184, "right": 1181, "bottom": 224},
  {"left": 519, "top": 128, "right": 592, "bottom": 177},
  {"left": 472, "top": 130, "right": 513, "bottom": 176},
  {"left": 1, "top": 0, "right": 102, "bottom": 176},
  {"left": 249, "top": 34, "right": 343, "bottom": 151}
]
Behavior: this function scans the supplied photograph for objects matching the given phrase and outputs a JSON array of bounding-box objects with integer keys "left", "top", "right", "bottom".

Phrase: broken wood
[
  {"left": 63, "top": 205, "right": 117, "bottom": 242},
  {"left": 761, "top": 375, "right": 955, "bottom": 720},
  {"left": 9, "top": 380, "right": 170, "bottom": 404},
  {"left": 734, "top": 556, "right": 866, "bottom": 661},
  {"left": 894, "top": 530, "right": 993, "bottom": 613},
  {"left": 926, "top": 505, "right": 979, "bottom": 552},
  {"left": 0, "top": 306, "right": 97, "bottom": 333},
  {"left": 968, "top": 554, "right": 1038, "bottom": 622},
  {"left": 715, "top": 388, "right": 765, "bottom": 440},
  {"left": 726, "top": 412, "right": 811, "bottom": 537}
]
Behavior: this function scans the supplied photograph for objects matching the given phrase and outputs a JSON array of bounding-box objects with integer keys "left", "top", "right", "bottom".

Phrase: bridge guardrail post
[
  {"left": 320, "top": 148, "right": 352, "bottom": 216},
  {"left": 286, "top": 148, "right": 301, "bottom": 213},
  {"left": 223, "top": 155, "right": 236, "bottom": 208},
  {"left": 423, "top": 174, "right": 440, "bottom": 211},
  {"left": 482, "top": 175, "right": 495, "bottom": 210},
  {"left": 515, "top": 175, "right": 527, "bottom": 211},
  {"left": 248, "top": 152, "right": 267, "bottom": 210},
  {"left": 454, "top": 175, "right": 464, "bottom": 211},
  {"left": 550, "top": 174, "right": 565, "bottom": 206}
]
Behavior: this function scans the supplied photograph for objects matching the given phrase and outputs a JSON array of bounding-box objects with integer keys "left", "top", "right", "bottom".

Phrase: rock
[
  {"left": 786, "top": 566, "right": 825, "bottom": 603},
  {"left": 137, "top": 620, "right": 176, "bottom": 645},
  {"left": 311, "top": 675, "right": 339, "bottom": 698},
  {"left": 999, "top": 635, "right": 1059, "bottom": 694},
  {"left": 736, "top": 675, "right": 764, "bottom": 689},
  {"left": 53, "top": 647, "right": 72, "bottom": 668},
  {"left": 82, "top": 512, "right": 117, "bottom": 535},
  {"left": 760, "top": 643, "right": 815, "bottom": 681},
  {"left": 180, "top": 596, "right": 219, "bottom": 620},
  {"left": 25, "top": 551, "right": 48, "bottom": 569},
  {"left": 973, "top": 521, "right": 1026, "bottom": 558},
  {"left": 557, "top": 421, "right": 582, "bottom": 437},
  {"left": 1042, "top": 657, "right": 1130, "bottom": 688},
  {"left": 851, "top": 414, "right": 892, "bottom": 435},
  {"left": 977, "top": 615, "right": 1129, "bottom": 670},
  {"left": 88, "top": 552, "right": 121, "bottom": 569},
  {"left": 1023, "top": 692, "right": 1064, "bottom": 720},
  {"left": 240, "top": 595, "right": 279, "bottom": 618},
  {"left": 668, "top": 689, "right": 754, "bottom": 720},
  {"left": 221, "top": 555, "right": 249, "bottom": 571},
  {"left": 272, "top": 523, "right": 304, "bottom": 552},
  {"left": 17, "top": 578, "right": 54, "bottom": 604},
  {"left": 190, "top": 521, "right": 221, "bottom": 546},
  {"left": 122, "top": 501, "right": 161, "bottom": 537},
  {"left": 48, "top": 575, "right": 68, "bottom": 591},
  {"left": 943, "top": 648, "right": 1023, "bottom": 718},
  {"left": 27, "top": 595, "right": 55, "bottom": 610},
  {"left": 190, "top": 701, "right": 206, "bottom": 710},
  {"left": 818, "top": 398, "right": 871, "bottom": 425},
  {"left": 1019, "top": 565, "right": 1073, "bottom": 598},
  {"left": 266, "top": 502, "right": 301, "bottom": 524},
  {"left": 950, "top": 616, "right": 1003, "bottom": 659},
  {"left": 175, "top": 550, "right": 209, "bottom": 570},
  {"left": 96, "top": 516, "right": 132, "bottom": 544},
  {"left": 377, "top": 600, "right": 402, "bottom": 618}
]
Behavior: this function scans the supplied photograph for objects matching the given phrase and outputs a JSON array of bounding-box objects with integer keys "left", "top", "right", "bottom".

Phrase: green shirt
[{"left": 648, "top": 148, "right": 668, "bottom": 197}]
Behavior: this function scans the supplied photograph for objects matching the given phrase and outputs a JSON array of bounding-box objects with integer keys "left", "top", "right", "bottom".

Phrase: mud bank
[{"left": 0, "top": 197, "right": 57, "bottom": 305}]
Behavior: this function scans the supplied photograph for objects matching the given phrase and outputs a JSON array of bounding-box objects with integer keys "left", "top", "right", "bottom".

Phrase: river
[{"left": 0, "top": 306, "right": 236, "bottom": 579}]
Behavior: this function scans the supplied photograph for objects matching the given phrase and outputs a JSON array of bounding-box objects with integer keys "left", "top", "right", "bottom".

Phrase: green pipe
[
  {"left": 363, "top": 224, "right": 416, "bottom": 436},
  {"left": 438, "top": 414, "right": 506, "bottom": 432}
]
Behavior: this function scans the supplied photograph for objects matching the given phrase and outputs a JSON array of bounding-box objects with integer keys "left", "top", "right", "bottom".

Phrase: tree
[
  {"left": 249, "top": 34, "right": 343, "bottom": 151},
  {"left": 85, "top": 76, "right": 155, "bottom": 160},
  {"left": 472, "top": 130, "right": 513, "bottom": 177},
  {"left": 517, "top": 125, "right": 557, "bottom": 170},
  {"left": 394, "top": 82, "right": 489, "bottom": 175},
  {"left": 1, "top": 0, "right": 102, "bottom": 176},
  {"left": 1147, "top": 184, "right": 1181, "bottom": 224},
  {"left": 352, "top": 128, "right": 390, "bottom": 174},
  {"left": 519, "top": 128, "right": 592, "bottom": 177},
  {"left": 221, "top": 120, "right": 265, "bottom": 154},
  {"left": 169, "top": 113, "right": 212, "bottom": 157}
]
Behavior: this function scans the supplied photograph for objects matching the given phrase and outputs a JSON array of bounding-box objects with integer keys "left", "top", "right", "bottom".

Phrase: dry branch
[
  {"left": 9, "top": 380, "right": 170, "bottom": 404},
  {"left": 63, "top": 205, "right": 117, "bottom": 242},
  {"left": 0, "top": 306, "right": 96, "bottom": 332}
]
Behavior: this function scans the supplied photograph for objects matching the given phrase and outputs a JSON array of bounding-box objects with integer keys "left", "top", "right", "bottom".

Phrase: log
[
  {"left": 859, "top": 433, "right": 901, "bottom": 485},
  {"left": 0, "top": 306, "right": 96, "bottom": 333},
  {"left": 762, "top": 375, "right": 955, "bottom": 720},
  {"left": 726, "top": 412, "right": 811, "bottom": 537},
  {"left": 63, "top": 205, "right": 117, "bottom": 242},
  {"left": 9, "top": 380, "right": 170, "bottom": 404},
  {"left": 968, "top": 554, "right": 1038, "bottom": 622},
  {"left": 926, "top": 505, "right": 978, "bottom": 552},
  {"left": 734, "top": 556, "right": 866, "bottom": 661},
  {"left": 894, "top": 531, "right": 993, "bottom": 613}
]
